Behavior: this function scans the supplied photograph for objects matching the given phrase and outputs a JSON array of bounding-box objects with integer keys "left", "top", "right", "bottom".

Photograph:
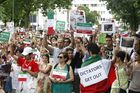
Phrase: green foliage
[
  {"left": 0, "top": 0, "right": 6, "bottom": 4},
  {"left": 0, "top": 6, "right": 6, "bottom": 20},
  {"left": 0, "top": 0, "right": 72, "bottom": 28},
  {"left": 78, "top": 5, "right": 100, "bottom": 25},
  {"left": 101, "top": 0, "right": 140, "bottom": 32}
]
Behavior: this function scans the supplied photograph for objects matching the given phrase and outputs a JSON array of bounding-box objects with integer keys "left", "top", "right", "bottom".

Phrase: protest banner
[
  {"left": 76, "top": 23, "right": 92, "bottom": 34},
  {"left": 78, "top": 60, "right": 108, "bottom": 87},
  {"left": 98, "top": 33, "right": 106, "bottom": 44},
  {"left": 0, "top": 31, "right": 11, "bottom": 43},
  {"left": 101, "top": 22, "right": 115, "bottom": 33},
  {"left": 55, "top": 20, "right": 66, "bottom": 31}
]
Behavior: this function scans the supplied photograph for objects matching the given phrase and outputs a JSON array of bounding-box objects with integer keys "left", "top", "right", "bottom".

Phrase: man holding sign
[{"left": 79, "top": 43, "right": 116, "bottom": 93}]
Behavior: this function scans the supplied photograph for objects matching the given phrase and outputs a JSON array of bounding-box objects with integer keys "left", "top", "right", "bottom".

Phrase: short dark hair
[
  {"left": 87, "top": 43, "right": 100, "bottom": 54},
  {"left": 66, "top": 47, "right": 73, "bottom": 52},
  {"left": 50, "top": 36, "right": 57, "bottom": 42},
  {"left": 106, "top": 34, "right": 112, "bottom": 39},
  {"left": 116, "top": 51, "right": 130, "bottom": 62}
]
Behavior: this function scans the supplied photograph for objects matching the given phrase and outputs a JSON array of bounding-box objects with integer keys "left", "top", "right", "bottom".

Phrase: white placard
[
  {"left": 6, "top": 22, "right": 14, "bottom": 32},
  {"left": 78, "top": 60, "right": 108, "bottom": 87},
  {"left": 101, "top": 22, "right": 115, "bottom": 33}
]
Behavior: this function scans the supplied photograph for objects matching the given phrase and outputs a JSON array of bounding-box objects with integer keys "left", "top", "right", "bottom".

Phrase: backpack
[{"left": 54, "top": 63, "right": 70, "bottom": 72}]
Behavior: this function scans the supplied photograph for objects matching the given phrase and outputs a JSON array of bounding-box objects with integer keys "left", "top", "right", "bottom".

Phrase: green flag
[
  {"left": 81, "top": 55, "right": 101, "bottom": 67},
  {"left": 47, "top": 9, "right": 54, "bottom": 19}
]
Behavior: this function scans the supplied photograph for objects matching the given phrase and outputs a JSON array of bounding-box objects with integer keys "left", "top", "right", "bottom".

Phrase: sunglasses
[{"left": 57, "top": 56, "right": 63, "bottom": 59}]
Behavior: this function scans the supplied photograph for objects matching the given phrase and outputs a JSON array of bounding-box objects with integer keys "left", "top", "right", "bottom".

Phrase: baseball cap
[{"left": 22, "top": 47, "right": 33, "bottom": 56}]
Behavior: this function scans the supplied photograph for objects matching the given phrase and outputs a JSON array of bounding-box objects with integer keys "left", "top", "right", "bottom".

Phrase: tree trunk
[{"left": 24, "top": 11, "right": 30, "bottom": 28}]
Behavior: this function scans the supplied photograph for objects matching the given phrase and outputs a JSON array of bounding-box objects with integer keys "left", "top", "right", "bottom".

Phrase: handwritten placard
[{"left": 78, "top": 60, "right": 108, "bottom": 87}]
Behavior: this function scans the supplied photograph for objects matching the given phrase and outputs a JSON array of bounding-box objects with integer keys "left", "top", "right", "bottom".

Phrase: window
[
  {"left": 101, "top": 18, "right": 105, "bottom": 21},
  {"left": 29, "top": 15, "right": 36, "bottom": 23},
  {"left": 101, "top": 11, "right": 105, "bottom": 14},
  {"left": 91, "top": 4, "right": 98, "bottom": 7}
]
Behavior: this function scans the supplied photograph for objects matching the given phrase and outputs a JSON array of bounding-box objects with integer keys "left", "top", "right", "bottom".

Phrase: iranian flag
[
  {"left": 52, "top": 69, "right": 67, "bottom": 80},
  {"left": 18, "top": 72, "right": 28, "bottom": 82},
  {"left": 121, "top": 31, "right": 129, "bottom": 37},
  {"left": 80, "top": 58, "right": 116, "bottom": 93},
  {"left": 77, "top": 23, "right": 92, "bottom": 34},
  {"left": 47, "top": 9, "right": 55, "bottom": 35}
]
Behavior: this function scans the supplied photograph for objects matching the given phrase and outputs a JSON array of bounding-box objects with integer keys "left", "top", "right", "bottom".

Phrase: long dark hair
[{"left": 42, "top": 54, "right": 50, "bottom": 63}]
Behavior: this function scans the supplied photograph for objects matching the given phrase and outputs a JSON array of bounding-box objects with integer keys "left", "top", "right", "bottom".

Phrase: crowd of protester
[{"left": 0, "top": 29, "right": 140, "bottom": 93}]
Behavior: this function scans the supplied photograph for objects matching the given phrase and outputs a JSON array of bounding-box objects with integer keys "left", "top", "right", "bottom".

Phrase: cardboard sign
[
  {"left": 0, "top": 31, "right": 11, "bottom": 43},
  {"left": 69, "top": 10, "right": 86, "bottom": 30},
  {"left": 55, "top": 21, "right": 66, "bottom": 31},
  {"left": 6, "top": 22, "right": 14, "bottom": 32},
  {"left": 78, "top": 60, "right": 108, "bottom": 87},
  {"left": 52, "top": 69, "right": 67, "bottom": 80},
  {"left": 76, "top": 23, "right": 92, "bottom": 34},
  {"left": 120, "top": 37, "right": 134, "bottom": 48},
  {"left": 101, "top": 22, "right": 115, "bottom": 33},
  {"left": 98, "top": 33, "right": 106, "bottom": 44}
]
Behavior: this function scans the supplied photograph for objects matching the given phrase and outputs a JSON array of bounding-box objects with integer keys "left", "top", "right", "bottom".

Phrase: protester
[
  {"left": 64, "top": 38, "right": 71, "bottom": 47},
  {"left": 10, "top": 46, "right": 39, "bottom": 93},
  {"left": 105, "top": 35, "right": 113, "bottom": 59},
  {"left": 49, "top": 52, "right": 74, "bottom": 93},
  {"left": 66, "top": 45, "right": 84, "bottom": 93},
  {"left": 80, "top": 43, "right": 116, "bottom": 93},
  {"left": 44, "top": 34, "right": 74, "bottom": 64},
  {"left": 37, "top": 53, "right": 52, "bottom": 93},
  {"left": 50, "top": 36, "right": 58, "bottom": 47},
  {"left": 99, "top": 45, "right": 106, "bottom": 59},
  {"left": 130, "top": 30, "right": 140, "bottom": 61},
  {"left": 111, "top": 51, "right": 130, "bottom": 93},
  {"left": 126, "top": 49, "right": 140, "bottom": 93}
]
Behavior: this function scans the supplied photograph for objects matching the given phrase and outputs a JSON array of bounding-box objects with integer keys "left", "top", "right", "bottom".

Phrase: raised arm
[{"left": 43, "top": 34, "right": 54, "bottom": 53}]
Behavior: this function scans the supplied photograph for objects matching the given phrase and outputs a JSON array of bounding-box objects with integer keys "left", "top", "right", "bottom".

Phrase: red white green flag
[
  {"left": 18, "top": 72, "right": 28, "bottom": 82},
  {"left": 47, "top": 9, "right": 55, "bottom": 35}
]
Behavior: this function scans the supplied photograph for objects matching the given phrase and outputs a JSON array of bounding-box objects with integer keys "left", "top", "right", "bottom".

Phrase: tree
[
  {"left": 41, "top": 0, "right": 72, "bottom": 16},
  {"left": 78, "top": 5, "right": 100, "bottom": 25},
  {"left": 1, "top": 0, "right": 72, "bottom": 28},
  {"left": 0, "top": 0, "right": 7, "bottom": 4},
  {"left": 101, "top": 0, "right": 140, "bottom": 33},
  {"left": 0, "top": 6, "right": 6, "bottom": 20}
]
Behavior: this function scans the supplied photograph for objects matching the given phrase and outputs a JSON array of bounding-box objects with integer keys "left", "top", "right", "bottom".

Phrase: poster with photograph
[
  {"left": 69, "top": 10, "right": 86, "bottom": 30},
  {"left": 101, "top": 23, "right": 115, "bottom": 33},
  {"left": 120, "top": 37, "right": 134, "bottom": 48}
]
